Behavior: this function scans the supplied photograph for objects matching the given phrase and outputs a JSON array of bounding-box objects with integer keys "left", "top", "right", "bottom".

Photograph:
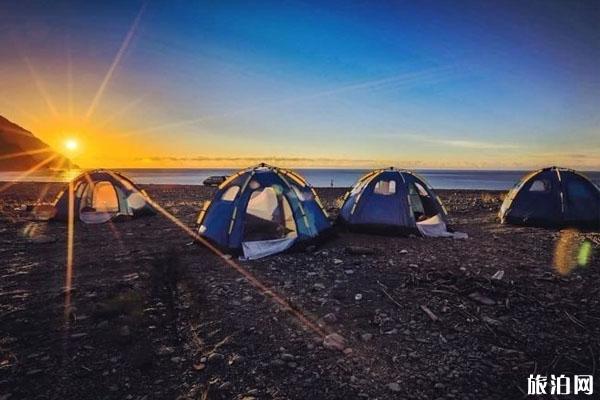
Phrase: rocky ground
[{"left": 0, "top": 183, "right": 599, "bottom": 400}]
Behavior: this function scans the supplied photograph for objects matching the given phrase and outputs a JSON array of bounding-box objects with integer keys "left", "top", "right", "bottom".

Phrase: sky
[{"left": 0, "top": 0, "right": 599, "bottom": 170}]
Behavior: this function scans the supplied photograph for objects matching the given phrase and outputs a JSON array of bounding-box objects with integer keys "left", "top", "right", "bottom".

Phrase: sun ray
[
  {"left": 64, "top": 179, "right": 75, "bottom": 322},
  {"left": 84, "top": 3, "right": 146, "bottom": 121},
  {"left": 35, "top": 157, "right": 66, "bottom": 204},
  {"left": 0, "top": 148, "right": 53, "bottom": 161},
  {"left": 0, "top": 154, "right": 58, "bottom": 194},
  {"left": 22, "top": 55, "right": 59, "bottom": 118},
  {"left": 143, "top": 196, "right": 327, "bottom": 338},
  {"left": 94, "top": 93, "right": 149, "bottom": 131},
  {"left": 0, "top": 98, "right": 42, "bottom": 126},
  {"left": 67, "top": 46, "right": 74, "bottom": 118}
]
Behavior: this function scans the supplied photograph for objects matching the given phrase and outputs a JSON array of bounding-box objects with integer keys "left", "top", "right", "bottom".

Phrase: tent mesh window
[
  {"left": 243, "top": 186, "right": 297, "bottom": 242},
  {"left": 529, "top": 179, "right": 551, "bottom": 192},
  {"left": 373, "top": 180, "right": 396, "bottom": 195}
]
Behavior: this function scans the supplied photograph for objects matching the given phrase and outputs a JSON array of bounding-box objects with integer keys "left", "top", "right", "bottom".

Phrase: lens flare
[
  {"left": 553, "top": 229, "right": 593, "bottom": 275},
  {"left": 578, "top": 240, "right": 593, "bottom": 267},
  {"left": 554, "top": 229, "right": 578, "bottom": 275}
]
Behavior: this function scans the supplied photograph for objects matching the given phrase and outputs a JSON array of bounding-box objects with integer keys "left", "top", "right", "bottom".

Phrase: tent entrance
[
  {"left": 408, "top": 182, "right": 438, "bottom": 221},
  {"left": 78, "top": 181, "right": 121, "bottom": 223},
  {"left": 92, "top": 181, "right": 120, "bottom": 212},
  {"left": 243, "top": 186, "right": 297, "bottom": 242}
]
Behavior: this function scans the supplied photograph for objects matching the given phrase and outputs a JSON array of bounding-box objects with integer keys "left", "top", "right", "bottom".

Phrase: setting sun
[{"left": 64, "top": 139, "right": 78, "bottom": 152}]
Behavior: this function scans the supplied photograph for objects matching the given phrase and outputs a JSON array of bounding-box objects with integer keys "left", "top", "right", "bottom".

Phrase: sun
[{"left": 64, "top": 139, "right": 78, "bottom": 151}]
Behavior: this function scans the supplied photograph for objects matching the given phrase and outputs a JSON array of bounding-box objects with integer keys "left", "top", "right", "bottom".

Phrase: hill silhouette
[{"left": 0, "top": 115, "right": 76, "bottom": 171}]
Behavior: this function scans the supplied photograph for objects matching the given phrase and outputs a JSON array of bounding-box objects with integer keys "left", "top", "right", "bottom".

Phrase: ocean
[{"left": 1, "top": 168, "right": 600, "bottom": 191}]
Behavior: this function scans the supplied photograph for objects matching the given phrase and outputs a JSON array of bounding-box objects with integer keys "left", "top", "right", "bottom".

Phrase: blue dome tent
[
  {"left": 196, "top": 164, "right": 331, "bottom": 259},
  {"left": 338, "top": 168, "right": 453, "bottom": 236},
  {"left": 499, "top": 166, "right": 600, "bottom": 229}
]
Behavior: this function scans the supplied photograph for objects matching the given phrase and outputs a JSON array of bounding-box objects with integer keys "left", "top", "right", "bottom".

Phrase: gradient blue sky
[{"left": 1, "top": 0, "right": 599, "bottom": 169}]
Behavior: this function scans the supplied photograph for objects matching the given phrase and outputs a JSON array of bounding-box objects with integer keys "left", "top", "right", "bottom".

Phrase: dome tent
[
  {"left": 499, "top": 166, "right": 600, "bottom": 229},
  {"left": 196, "top": 163, "right": 331, "bottom": 259},
  {"left": 46, "top": 169, "right": 155, "bottom": 224},
  {"left": 338, "top": 168, "right": 456, "bottom": 237}
]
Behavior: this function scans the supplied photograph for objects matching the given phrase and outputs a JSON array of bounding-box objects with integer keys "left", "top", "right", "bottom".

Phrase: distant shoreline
[{"left": 2, "top": 168, "right": 600, "bottom": 191}]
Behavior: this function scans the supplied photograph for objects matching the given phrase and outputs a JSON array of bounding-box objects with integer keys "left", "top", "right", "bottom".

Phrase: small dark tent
[
  {"left": 499, "top": 166, "right": 600, "bottom": 229},
  {"left": 338, "top": 168, "right": 456, "bottom": 237},
  {"left": 41, "top": 169, "right": 155, "bottom": 224},
  {"left": 196, "top": 163, "right": 331, "bottom": 259}
]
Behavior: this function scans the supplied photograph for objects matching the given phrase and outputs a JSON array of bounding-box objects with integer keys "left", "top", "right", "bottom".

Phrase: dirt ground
[{"left": 1, "top": 182, "right": 599, "bottom": 400}]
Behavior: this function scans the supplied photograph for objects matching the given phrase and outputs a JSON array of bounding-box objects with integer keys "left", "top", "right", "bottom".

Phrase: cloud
[
  {"left": 133, "top": 155, "right": 386, "bottom": 167},
  {"left": 122, "top": 66, "right": 457, "bottom": 137},
  {"left": 396, "top": 134, "right": 519, "bottom": 149}
]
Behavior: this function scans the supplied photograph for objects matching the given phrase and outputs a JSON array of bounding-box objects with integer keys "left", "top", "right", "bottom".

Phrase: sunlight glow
[{"left": 65, "top": 138, "right": 78, "bottom": 151}]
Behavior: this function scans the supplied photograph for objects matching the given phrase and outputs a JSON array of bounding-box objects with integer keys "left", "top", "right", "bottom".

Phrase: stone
[
  {"left": 322, "top": 313, "right": 337, "bottom": 323},
  {"left": 387, "top": 382, "right": 401, "bottom": 392},
  {"left": 333, "top": 259, "right": 343, "bottom": 265},
  {"left": 156, "top": 346, "right": 175, "bottom": 356},
  {"left": 491, "top": 270, "right": 504, "bottom": 280},
  {"left": 468, "top": 291, "right": 496, "bottom": 305},
  {"left": 271, "top": 359, "right": 285, "bottom": 367},
  {"left": 361, "top": 333, "right": 373, "bottom": 342},
  {"left": 323, "top": 333, "right": 345, "bottom": 351}
]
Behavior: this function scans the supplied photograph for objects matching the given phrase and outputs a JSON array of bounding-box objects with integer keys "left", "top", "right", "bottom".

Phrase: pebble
[
  {"left": 387, "top": 382, "right": 401, "bottom": 392},
  {"left": 156, "top": 346, "right": 175, "bottom": 356},
  {"left": 322, "top": 313, "right": 337, "bottom": 323},
  {"left": 399, "top": 249, "right": 408, "bottom": 254},
  {"left": 361, "top": 333, "right": 373, "bottom": 342},
  {"left": 333, "top": 259, "right": 343, "bottom": 265},
  {"left": 193, "top": 362, "right": 205, "bottom": 371},
  {"left": 323, "top": 333, "right": 345, "bottom": 351},
  {"left": 271, "top": 359, "right": 285, "bottom": 367},
  {"left": 70, "top": 333, "right": 87, "bottom": 339},
  {"left": 468, "top": 291, "right": 496, "bottom": 305}
]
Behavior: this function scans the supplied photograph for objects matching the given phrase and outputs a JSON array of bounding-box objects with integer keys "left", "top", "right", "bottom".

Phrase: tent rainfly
[
  {"left": 37, "top": 169, "right": 155, "bottom": 224},
  {"left": 196, "top": 163, "right": 331, "bottom": 259},
  {"left": 499, "top": 166, "right": 600, "bottom": 229}
]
